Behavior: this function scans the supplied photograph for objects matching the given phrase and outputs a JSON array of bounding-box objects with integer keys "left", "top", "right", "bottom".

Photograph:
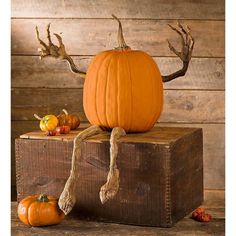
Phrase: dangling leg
[
  {"left": 59, "top": 125, "right": 103, "bottom": 214},
  {"left": 99, "top": 127, "right": 126, "bottom": 204}
]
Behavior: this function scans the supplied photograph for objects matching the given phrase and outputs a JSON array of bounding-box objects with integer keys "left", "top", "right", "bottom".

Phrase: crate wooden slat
[
  {"left": 11, "top": 121, "right": 225, "bottom": 190},
  {"left": 16, "top": 127, "right": 203, "bottom": 227}
]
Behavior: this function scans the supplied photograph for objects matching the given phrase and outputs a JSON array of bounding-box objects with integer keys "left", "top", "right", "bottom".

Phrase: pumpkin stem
[
  {"left": 112, "top": 14, "right": 130, "bottom": 50},
  {"left": 34, "top": 114, "right": 42, "bottom": 120},
  {"left": 38, "top": 194, "right": 49, "bottom": 202},
  {"left": 62, "top": 109, "right": 69, "bottom": 115}
]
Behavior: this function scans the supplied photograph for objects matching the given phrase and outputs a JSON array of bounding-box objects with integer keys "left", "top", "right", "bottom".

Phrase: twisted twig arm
[
  {"left": 63, "top": 54, "right": 86, "bottom": 77},
  {"left": 162, "top": 61, "right": 189, "bottom": 83},
  {"left": 162, "top": 22, "right": 194, "bottom": 83},
  {"left": 35, "top": 24, "right": 86, "bottom": 78}
]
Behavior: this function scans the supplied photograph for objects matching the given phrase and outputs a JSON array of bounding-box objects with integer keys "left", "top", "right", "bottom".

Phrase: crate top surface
[{"left": 19, "top": 126, "right": 201, "bottom": 145}]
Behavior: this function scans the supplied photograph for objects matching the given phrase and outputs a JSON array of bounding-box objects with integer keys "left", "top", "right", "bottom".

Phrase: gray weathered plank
[
  {"left": 11, "top": 202, "right": 225, "bottom": 236},
  {"left": 11, "top": 121, "right": 224, "bottom": 189},
  {"left": 12, "top": 56, "right": 225, "bottom": 90},
  {"left": 11, "top": 0, "right": 225, "bottom": 20},
  {"left": 204, "top": 190, "right": 225, "bottom": 212},
  {"left": 11, "top": 88, "right": 86, "bottom": 121},
  {"left": 161, "top": 90, "right": 224, "bottom": 123},
  {"left": 11, "top": 19, "right": 225, "bottom": 57},
  {"left": 11, "top": 88, "right": 225, "bottom": 123}
]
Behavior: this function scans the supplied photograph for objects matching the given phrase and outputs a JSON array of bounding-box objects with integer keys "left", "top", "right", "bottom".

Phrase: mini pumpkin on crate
[
  {"left": 35, "top": 15, "right": 194, "bottom": 215},
  {"left": 34, "top": 109, "right": 80, "bottom": 136},
  {"left": 57, "top": 109, "right": 80, "bottom": 130}
]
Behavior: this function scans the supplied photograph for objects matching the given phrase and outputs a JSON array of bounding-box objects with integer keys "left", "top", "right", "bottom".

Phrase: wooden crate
[{"left": 15, "top": 127, "right": 203, "bottom": 227}]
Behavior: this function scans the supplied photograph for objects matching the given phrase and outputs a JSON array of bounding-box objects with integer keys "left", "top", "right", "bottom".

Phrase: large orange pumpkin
[
  {"left": 83, "top": 17, "right": 163, "bottom": 133},
  {"left": 36, "top": 16, "right": 194, "bottom": 133}
]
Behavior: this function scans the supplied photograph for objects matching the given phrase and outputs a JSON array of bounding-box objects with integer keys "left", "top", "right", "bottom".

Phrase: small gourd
[
  {"left": 57, "top": 109, "right": 80, "bottom": 130},
  {"left": 34, "top": 114, "right": 58, "bottom": 131}
]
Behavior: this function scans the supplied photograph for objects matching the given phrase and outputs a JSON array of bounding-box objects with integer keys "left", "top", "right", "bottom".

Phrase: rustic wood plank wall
[{"left": 11, "top": 0, "right": 225, "bottom": 200}]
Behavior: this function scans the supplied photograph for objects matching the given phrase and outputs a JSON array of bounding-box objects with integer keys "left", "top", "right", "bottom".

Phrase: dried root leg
[
  {"left": 59, "top": 125, "right": 103, "bottom": 214},
  {"left": 99, "top": 127, "right": 126, "bottom": 204}
]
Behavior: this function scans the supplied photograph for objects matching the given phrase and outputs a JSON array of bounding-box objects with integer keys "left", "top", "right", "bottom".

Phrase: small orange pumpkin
[
  {"left": 83, "top": 16, "right": 163, "bottom": 132},
  {"left": 18, "top": 194, "right": 65, "bottom": 227},
  {"left": 57, "top": 109, "right": 80, "bottom": 130}
]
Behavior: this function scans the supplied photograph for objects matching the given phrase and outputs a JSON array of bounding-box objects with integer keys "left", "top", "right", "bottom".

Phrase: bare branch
[
  {"left": 35, "top": 26, "right": 48, "bottom": 50},
  {"left": 167, "top": 39, "right": 181, "bottom": 59},
  {"left": 46, "top": 23, "right": 52, "bottom": 46},
  {"left": 162, "top": 21, "right": 195, "bottom": 83},
  {"left": 168, "top": 23, "right": 185, "bottom": 47},
  {"left": 35, "top": 24, "right": 86, "bottom": 78}
]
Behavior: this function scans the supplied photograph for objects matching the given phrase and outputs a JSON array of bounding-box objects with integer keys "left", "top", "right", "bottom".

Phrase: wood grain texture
[
  {"left": 11, "top": 0, "right": 225, "bottom": 19},
  {"left": 18, "top": 127, "right": 200, "bottom": 144},
  {"left": 11, "top": 121, "right": 89, "bottom": 186},
  {"left": 12, "top": 56, "right": 225, "bottom": 90},
  {"left": 11, "top": 187, "right": 225, "bottom": 207},
  {"left": 11, "top": 0, "right": 225, "bottom": 198},
  {"left": 158, "top": 123, "right": 225, "bottom": 189},
  {"left": 11, "top": 202, "right": 225, "bottom": 236},
  {"left": 11, "top": 88, "right": 224, "bottom": 123},
  {"left": 161, "top": 90, "right": 224, "bottom": 123},
  {"left": 11, "top": 19, "right": 225, "bottom": 57},
  {"left": 11, "top": 121, "right": 224, "bottom": 189},
  {"left": 11, "top": 88, "right": 86, "bottom": 121},
  {"left": 11, "top": 121, "right": 39, "bottom": 187},
  {"left": 15, "top": 127, "right": 203, "bottom": 227},
  {"left": 204, "top": 189, "right": 225, "bottom": 212}
]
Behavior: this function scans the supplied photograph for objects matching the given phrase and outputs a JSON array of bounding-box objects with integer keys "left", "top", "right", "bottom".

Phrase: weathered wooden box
[{"left": 15, "top": 127, "right": 203, "bottom": 227}]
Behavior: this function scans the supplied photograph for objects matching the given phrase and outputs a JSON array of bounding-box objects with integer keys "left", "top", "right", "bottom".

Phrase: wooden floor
[{"left": 11, "top": 200, "right": 225, "bottom": 236}]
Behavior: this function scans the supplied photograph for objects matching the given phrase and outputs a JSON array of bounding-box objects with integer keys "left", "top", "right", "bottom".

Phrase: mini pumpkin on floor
[
  {"left": 35, "top": 15, "right": 194, "bottom": 215},
  {"left": 18, "top": 194, "right": 65, "bottom": 226}
]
